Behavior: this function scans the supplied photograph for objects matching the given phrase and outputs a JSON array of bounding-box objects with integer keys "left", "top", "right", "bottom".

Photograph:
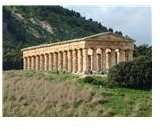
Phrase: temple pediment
[{"left": 85, "top": 32, "right": 134, "bottom": 42}]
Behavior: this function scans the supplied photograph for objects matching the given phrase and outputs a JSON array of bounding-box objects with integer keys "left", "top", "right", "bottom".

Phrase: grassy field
[{"left": 3, "top": 70, "right": 152, "bottom": 117}]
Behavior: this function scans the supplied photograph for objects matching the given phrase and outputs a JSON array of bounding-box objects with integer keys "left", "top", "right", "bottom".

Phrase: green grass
[{"left": 3, "top": 70, "right": 151, "bottom": 117}]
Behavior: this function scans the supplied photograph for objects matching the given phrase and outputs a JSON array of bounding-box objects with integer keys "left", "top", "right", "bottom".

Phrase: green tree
[{"left": 107, "top": 56, "right": 152, "bottom": 90}]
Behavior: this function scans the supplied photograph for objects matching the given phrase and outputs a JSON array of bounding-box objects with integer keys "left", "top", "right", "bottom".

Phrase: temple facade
[{"left": 21, "top": 32, "right": 134, "bottom": 74}]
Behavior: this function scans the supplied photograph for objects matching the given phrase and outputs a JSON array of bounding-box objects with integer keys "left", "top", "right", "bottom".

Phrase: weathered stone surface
[{"left": 21, "top": 32, "right": 134, "bottom": 74}]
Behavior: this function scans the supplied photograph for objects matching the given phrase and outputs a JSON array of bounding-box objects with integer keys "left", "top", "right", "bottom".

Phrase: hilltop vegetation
[
  {"left": 3, "top": 6, "right": 109, "bottom": 70},
  {"left": 3, "top": 70, "right": 151, "bottom": 117}
]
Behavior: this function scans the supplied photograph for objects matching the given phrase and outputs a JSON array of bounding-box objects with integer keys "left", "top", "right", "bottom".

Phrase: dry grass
[
  {"left": 3, "top": 71, "right": 111, "bottom": 117},
  {"left": 3, "top": 70, "right": 151, "bottom": 117}
]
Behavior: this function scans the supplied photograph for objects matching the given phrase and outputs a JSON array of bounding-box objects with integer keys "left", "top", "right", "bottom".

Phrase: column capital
[
  {"left": 105, "top": 48, "right": 111, "bottom": 53},
  {"left": 96, "top": 48, "right": 102, "bottom": 54}
]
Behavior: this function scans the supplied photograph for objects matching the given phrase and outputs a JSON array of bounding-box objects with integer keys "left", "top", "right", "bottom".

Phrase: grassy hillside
[
  {"left": 3, "top": 6, "right": 108, "bottom": 70},
  {"left": 3, "top": 70, "right": 152, "bottom": 117}
]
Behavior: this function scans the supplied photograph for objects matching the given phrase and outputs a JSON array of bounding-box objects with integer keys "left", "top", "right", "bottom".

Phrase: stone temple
[{"left": 21, "top": 32, "right": 134, "bottom": 74}]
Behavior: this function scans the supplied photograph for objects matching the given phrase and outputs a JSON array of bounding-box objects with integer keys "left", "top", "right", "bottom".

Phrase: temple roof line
[{"left": 21, "top": 32, "right": 135, "bottom": 51}]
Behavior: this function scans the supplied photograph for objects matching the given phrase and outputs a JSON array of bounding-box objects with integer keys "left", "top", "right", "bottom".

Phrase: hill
[
  {"left": 3, "top": 6, "right": 109, "bottom": 70},
  {"left": 3, "top": 70, "right": 151, "bottom": 117}
]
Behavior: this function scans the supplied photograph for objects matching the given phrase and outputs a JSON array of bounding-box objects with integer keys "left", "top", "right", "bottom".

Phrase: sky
[{"left": 64, "top": 6, "right": 151, "bottom": 45}]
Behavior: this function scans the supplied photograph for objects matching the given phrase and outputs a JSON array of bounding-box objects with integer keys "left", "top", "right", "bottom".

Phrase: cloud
[{"left": 64, "top": 6, "right": 152, "bottom": 45}]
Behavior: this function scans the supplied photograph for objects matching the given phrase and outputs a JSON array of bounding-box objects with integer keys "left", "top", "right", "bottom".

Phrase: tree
[
  {"left": 108, "top": 28, "right": 113, "bottom": 32},
  {"left": 118, "top": 31, "right": 122, "bottom": 36},
  {"left": 133, "top": 44, "right": 152, "bottom": 58},
  {"left": 89, "top": 18, "right": 93, "bottom": 21},
  {"left": 115, "top": 31, "right": 119, "bottom": 34},
  {"left": 107, "top": 56, "right": 152, "bottom": 90}
]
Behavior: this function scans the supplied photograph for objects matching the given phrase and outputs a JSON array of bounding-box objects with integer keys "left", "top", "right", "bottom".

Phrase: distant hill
[{"left": 3, "top": 6, "right": 109, "bottom": 70}]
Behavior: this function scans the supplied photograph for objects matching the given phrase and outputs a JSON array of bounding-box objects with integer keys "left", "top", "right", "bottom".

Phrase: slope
[{"left": 3, "top": 6, "right": 108, "bottom": 70}]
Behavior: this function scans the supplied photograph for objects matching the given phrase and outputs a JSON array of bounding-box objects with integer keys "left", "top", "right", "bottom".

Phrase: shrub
[
  {"left": 82, "top": 76, "right": 106, "bottom": 86},
  {"left": 107, "top": 56, "right": 152, "bottom": 90},
  {"left": 83, "top": 76, "right": 95, "bottom": 83}
]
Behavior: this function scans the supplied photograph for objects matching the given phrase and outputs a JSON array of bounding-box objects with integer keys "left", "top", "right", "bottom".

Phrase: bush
[
  {"left": 83, "top": 76, "right": 106, "bottom": 86},
  {"left": 83, "top": 76, "right": 95, "bottom": 83},
  {"left": 107, "top": 56, "right": 152, "bottom": 90}
]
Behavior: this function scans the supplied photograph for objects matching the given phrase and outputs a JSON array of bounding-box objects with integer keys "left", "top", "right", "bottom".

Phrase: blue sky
[{"left": 64, "top": 6, "right": 151, "bottom": 45}]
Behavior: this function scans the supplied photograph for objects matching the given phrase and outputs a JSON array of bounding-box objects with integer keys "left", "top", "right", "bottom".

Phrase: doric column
[
  {"left": 23, "top": 57, "right": 27, "bottom": 70},
  {"left": 31, "top": 56, "right": 35, "bottom": 70},
  {"left": 44, "top": 54, "right": 48, "bottom": 71},
  {"left": 27, "top": 57, "right": 31, "bottom": 70},
  {"left": 49, "top": 53, "right": 53, "bottom": 71},
  {"left": 97, "top": 54, "right": 101, "bottom": 71},
  {"left": 63, "top": 51, "right": 67, "bottom": 72},
  {"left": 67, "top": 50, "right": 72, "bottom": 72},
  {"left": 111, "top": 50, "right": 116, "bottom": 67},
  {"left": 58, "top": 52, "right": 61, "bottom": 71},
  {"left": 82, "top": 48, "right": 88, "bottom": 74},
  {"left": 90, "top": 55, "right": 93, "bottom": 70},
  {"left": 35, "top": 55, "right": 39, "bottom": 70},
  {"left": 88, "top": 48, "right": 93, "bottom": 71},
  {"left": 92, "top": 49, "right": 97, "bottom": 71},
  {"left": 128, "top": 50, "right": 133, "bottom": 61},
  {"left": 102, "top": 49, "right": 106, "bottom": 70},
  {"left": 77, "top": 49, "right": 82, "bottom": 73},
  {"left": 72, "top": 50, "right": 77, "bottom": 73},
  {"left": 119, "top": 49, "right": 126, "bottom": 62},
  {"left": 58, "top": 51, "right": 63, "bottom": 71},
  {"left": 96, "top": 48, "right": 102, "bottom": 71},
  {"left": 115, "top": 49, "right": 120, "bottom": 64},
  {"left": 53, "top": 52, "right": 58, "bottom": 70},
  {"left": 105, "top": 49, "right": 111, "bottom": 69},
  {"left": 40, "top": 54, "right": 44, "bottom": 70}
]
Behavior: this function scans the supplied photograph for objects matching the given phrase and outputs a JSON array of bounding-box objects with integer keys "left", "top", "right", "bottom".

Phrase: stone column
[
  {"left": 58, "top": 52, "right": 60, "bottom": 71},
  {"left": 35, "top": 55, "right": 39, "bottom": 70},
  {"left": 72, "top": 50, "right": 77, "bottom": 73},
  {"left": 97, "top": 54, "right": 101, "bottom": 71},
  {"left": 67, "top": 50, "right": 72, "bottom": 72},
  {"left": 111, "top": 50, "right": 116, "bottom": 67},
  {"left": 63, "top": 51, "right": 67, "bottom": 72},
  {"left": 58, "top": 51, "right": 63, "bottom": 71},
  {"left": 82, "top": 48, "right": 88, "bottom": 74},
  {"left": 40, "top": 54, "right": 44, "bottom": 70},
  {"left": 128, "top": 50, "right": 133, "bottom": 61},
  {"left": 115, "top": 49, "right": 120, "bottom": 64},
  {"left": 49, "top": 53, "right": 53, "bottom": 71},
  {"left": 77, "top": 49, "right": 82, "bottom": 73},
  {"left": 27, "top": 57, "right": 31, "bottom": 70},
  {"left": 108, "top": 52, "right": 111, "bottom": 68},
  {"left": 44, "top": 54, "right": 48, "bottom": 71},
  {"left": 53, "top": 52, "right": 58, "bottom": 70},
  {"left": 88, "top": 48, "right": 93, "bottom": 71},
  {"left": 96, "top": 48, "right": 102, "bottom": 71},
  {"left": 105, "top": 49, "right": 111, "bottom": 69},
  {"left": 102, "top": 49, "right": 106, "bottom": 70},
  {"left": 92, "top": 49, "right": 97, "bottom": 71},
  {"left": 31, "top": 56, "right": 35, "bottom": 70},
  {"left": 23, "top": 57, "right": 27, "bottom": 70},
  {"left": 119, "top": 49, "right": 126, "bottom": 62},
  {"left": 90, "top": 55, "right": 93, "bottom": 70}
]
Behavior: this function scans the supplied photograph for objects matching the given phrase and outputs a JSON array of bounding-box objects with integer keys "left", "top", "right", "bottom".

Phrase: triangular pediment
[{"left": 85, "top": 32, "right": 134, "bottom": 42}]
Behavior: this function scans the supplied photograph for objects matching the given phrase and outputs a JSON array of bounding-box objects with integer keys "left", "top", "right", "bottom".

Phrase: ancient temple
[{"left": 21, "top": 32, "right": 134, "bottom": 74}]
